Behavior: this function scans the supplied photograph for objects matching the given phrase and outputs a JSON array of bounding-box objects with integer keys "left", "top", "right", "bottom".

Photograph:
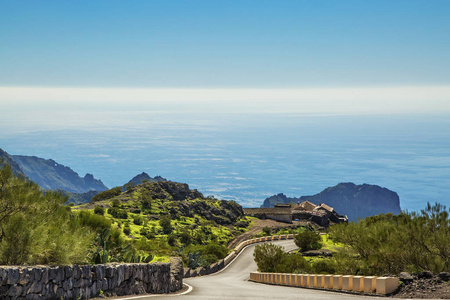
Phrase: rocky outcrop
[
  {"left": 169, "top": 199, "right": 244, "bottom": 225},
  {"left": 126, "top": 172, "right": 167, "bottom": 188},
  {"left": 262, "top": 183, "right": 401, "bottom": 221},
  {"left": 0, "top": 259, "right": 183, "bottom": 300},
  {"left": 138, "top": 181, "right": 203, "bottom": 201}
]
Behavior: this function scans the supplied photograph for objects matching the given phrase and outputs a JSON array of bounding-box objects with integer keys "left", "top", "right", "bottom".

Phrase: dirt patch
[
  {"left": 227, "top": 219, "right": 305, "bottom": 249},
  {"left": 390, "top": 273, "right": 450, "bottom": 299}
]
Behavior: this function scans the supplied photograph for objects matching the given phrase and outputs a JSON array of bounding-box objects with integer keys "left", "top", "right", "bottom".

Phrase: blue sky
[{"left": 1, "top": 0, "right": 449, "bottom": 88}]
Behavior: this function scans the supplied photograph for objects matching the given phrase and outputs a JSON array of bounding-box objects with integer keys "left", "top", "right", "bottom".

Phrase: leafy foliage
[
  {"left": 92, "top": 228, "right": 153, "bottom": 264},
  {"left": 329, "top": 203, "right": 450, "bottom": 274},
  {"left": 108, "top": 207, "right": 128, "bottom": 219},
  {"left": 253, "top": 243, "right": 285, "bottom": 272},
  {"left": 186, "top": 251, "right": 204, "bottom": 269},
  {"left": 94, "top": 206, "right": 105, "bottom": 215},
  {"left": 159, "top": 215, "right": 172, "bottom": 234},
  {"left": 294, "top": 230, "right": 322, "bottom": 252},
  {"left": 91, "top": 187, "right": 122, "bottom": 202},
  {"left": 253, "top": 243, "right": 310, "bottom": 273},
  {"left": 0, "top": 162, "right": 93, "bottom": 265}
]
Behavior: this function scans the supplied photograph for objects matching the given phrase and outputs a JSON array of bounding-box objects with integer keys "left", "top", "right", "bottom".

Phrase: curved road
[{"left": 122, "top": 240, "right": 383, "bottom": 300}]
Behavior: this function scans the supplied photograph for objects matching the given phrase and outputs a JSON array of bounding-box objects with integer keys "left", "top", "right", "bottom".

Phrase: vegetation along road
[{"left": 116, "top": 240, "right": 382, "bottom": 300}]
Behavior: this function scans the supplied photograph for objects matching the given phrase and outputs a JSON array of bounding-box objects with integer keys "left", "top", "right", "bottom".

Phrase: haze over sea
[
  {"left": 1, "top": 1, "right": 450, "bottom": 213},
  {"left": 1, "top": 98, "right": 449, "bottom": 212}
]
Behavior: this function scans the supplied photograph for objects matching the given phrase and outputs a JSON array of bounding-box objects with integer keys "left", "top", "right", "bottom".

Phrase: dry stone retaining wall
[{"left": 0, "top": 258, "right": 183, "bottom": 300}]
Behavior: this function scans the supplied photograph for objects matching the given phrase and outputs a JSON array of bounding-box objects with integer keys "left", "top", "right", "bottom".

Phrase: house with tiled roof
[{"left": 244, "top": 201, "right": 348, "bottom": 227}]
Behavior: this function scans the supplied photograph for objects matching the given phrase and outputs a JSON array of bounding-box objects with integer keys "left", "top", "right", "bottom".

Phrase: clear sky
[{"left": 1, "top": 0, "right": 450, "bottom": 111}]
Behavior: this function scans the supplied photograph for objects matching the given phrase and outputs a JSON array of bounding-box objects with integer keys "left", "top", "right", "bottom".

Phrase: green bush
[
  {"left": 276, "top": 253, "right": 310, "bottom": 274},
  {"left": 94, "top": 206, "right": 105, "bottom": 215},
  {"left": 123, "top": 225, "right": 131, "bottom": 235},
  {"left": 91, "top": 187, "right": 122, "bottom": 202},
  {"left": 329, "top": 203, "right": 450, "bottom": 275},
  {"left": 0, "top": 162, "right": 93, "bottom": 265},
  {"left": 294, "top": 230, "right": 322, "bottom": 252},
  {"left": 159, "top": 215, "right": 172, "bottom": 234},
  {"left": 133, "top": 216, "right": 143, "bottom": 225},
  {"left": 311, "top": 259, "right": 337, "bottom": 274},
  {"left": 77, "top": 211, "right": 111, "bottom": 231},
  {"left": 179, "top": 230, "right": 192, "bottom": 245},
  {"left": 167, "top": 234, "right": 177, "bottom": 246},
  {"left": 201, "top": 243, "right": 228, "bottom": 260},
  {"left": 253, "top": 243, "right": 285, "bottom": 272},
  {"left": 108, "top": 207, "right": 128, "bottom": 219},
  {"left": 262, "top": 226, "right": 271, "bottom": 235}
]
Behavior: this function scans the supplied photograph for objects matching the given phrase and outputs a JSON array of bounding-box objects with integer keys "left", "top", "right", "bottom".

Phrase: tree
[
  {"left": 159, "top": 215, "right": 172, "bottom": 234},
  {"left": 253, "top": 243, "right": 285, "bottom": 272},
  {"left": 294, "top": 230, "right": 322, "bottom": 252},
  {"left": 0, "top": 162, "right": 92, "bottom": 265}
]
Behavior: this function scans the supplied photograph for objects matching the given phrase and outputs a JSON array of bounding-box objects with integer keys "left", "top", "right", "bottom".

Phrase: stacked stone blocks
[{"left": 0, "top": 260, "right": 183, "bottom": 300}]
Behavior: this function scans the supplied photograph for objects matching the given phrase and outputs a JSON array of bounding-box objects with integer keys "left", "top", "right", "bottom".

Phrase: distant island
[{"left": 261, "top": 182, "right": 401, "bottom": 221}]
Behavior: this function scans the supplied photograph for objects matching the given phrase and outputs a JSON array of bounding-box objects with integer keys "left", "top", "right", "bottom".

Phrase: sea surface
[{"left": 1, "top": 108, "right": 449, "bottom": 212}]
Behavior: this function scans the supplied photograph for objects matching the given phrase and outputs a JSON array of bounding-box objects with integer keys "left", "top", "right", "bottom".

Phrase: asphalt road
[{"left": 117, "top": 240, "right": 386, "bottom": 300}]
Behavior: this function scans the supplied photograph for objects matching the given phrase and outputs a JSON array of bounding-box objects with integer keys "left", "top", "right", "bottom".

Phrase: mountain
[
  {"left": 125, "top": 172, "right": 167, "bottom": 188},
  {"left": 0, "top": 148, "right": 25, "bottom": 176},
  {"left": 12, "top": 155, "right": 108, "bottom": 193},
  {"left": 261, "top": 182, "right": 401, "bottom": 221}
]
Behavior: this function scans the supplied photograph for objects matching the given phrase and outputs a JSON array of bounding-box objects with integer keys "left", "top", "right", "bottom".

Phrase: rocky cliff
[
  {"left": 11, "top": 154, "right": 108, "bottom": 193},
  {"left": 0, "top": 148, "right": 25, "bottom": 176},
  {"left": 262, "top": 182, "right": 401, "bottom": 221}
]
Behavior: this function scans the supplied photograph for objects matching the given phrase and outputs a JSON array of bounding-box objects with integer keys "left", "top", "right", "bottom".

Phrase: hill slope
[
  {"left": 262, "top": 182, "right": 401, "bottom": 221},
  {"left": 12, "top": 155, "right": 108, "bottom": 193},
  {"left": 0, "top": 148, "right": 25, "bottom": 176}
]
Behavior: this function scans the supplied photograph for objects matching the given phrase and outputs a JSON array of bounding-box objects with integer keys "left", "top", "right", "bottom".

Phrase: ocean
[{"left": 1, "top": 108, "right": 449, "bottom": 212}]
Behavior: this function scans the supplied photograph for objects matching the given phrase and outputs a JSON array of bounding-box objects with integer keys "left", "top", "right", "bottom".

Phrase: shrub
[
  {"left": 112, "top": 199, "right": 121, "bottom": 208},
  {"left": 294, "top": 230, "right": 322, "bottom": 252},
  {"left": 167, "top": 234, "right": 177, "bottom": 246},
  {"left": 133, "top": 216, "right": 143, "bottom": 225},
  {"left": 253, "top": 243, "right": 285, "bottom": 272},
  {"left": 179, "top": 230, "right": 192, "bottom": 245},
  {"left": 108, "top": 207, "right": 128, "bottom": 219},
  {"left": 276, "top": 253, "right": 310, "bottom": 273},
  {"left": 159, "top": 215, "right": 172, "bottom": 234},
  {"left": 91, "top": 187, "right": 122, "bottom": 202},
  {"left": 311, "top": 259, "right": 337, "bottom": 274},
  {"left": 77, "top": 211, "right": 111, "bottom": 231},
  {"left": 201, "top": 243, "right": 228, "bottom": 259},
  {"left": 123, "top": 225, "right": 131, "bottom": 235},
  {"left": 94, "top": 206, "right": 105, "bottom": 215},
  {"left": 329, "top": 202, "right": 450, "bottom": 275},
  {"left": 262, "top": 226, "right": 271, "bottom": 235}
]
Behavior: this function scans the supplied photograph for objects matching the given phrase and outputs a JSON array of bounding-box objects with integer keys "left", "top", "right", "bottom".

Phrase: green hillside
[{"left": 74, "top": 180, "right": 251, "bottom": 266}]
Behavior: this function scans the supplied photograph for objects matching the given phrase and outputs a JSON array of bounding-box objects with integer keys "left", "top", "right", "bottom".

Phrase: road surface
[{"left": 116, "top": 240, "right": 387, "bottom": 300}]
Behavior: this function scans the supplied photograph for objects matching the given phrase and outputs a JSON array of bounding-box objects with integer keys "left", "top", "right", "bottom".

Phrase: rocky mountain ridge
[
  {"left": 262, "top": 182, "right": 401, "bottom": 221},
  {"left": 11, "top": 154, "right": 108, "bottom": 193}
]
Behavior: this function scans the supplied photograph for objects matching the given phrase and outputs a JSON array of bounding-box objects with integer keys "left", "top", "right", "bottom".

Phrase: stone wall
[{"left": 0, "top": 258, "right": 183, "bottom": 300}]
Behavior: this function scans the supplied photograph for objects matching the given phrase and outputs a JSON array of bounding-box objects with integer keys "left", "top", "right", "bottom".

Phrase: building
[{"left": 244, "top": 201, "right": 348, "bottom": 227}]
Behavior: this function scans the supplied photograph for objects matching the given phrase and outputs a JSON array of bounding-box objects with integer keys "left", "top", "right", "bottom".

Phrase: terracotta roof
[
  {"left": 292, "top": 200, "right": 316, "bottom": 211},
  {"left": 243, "top": 208, "right": 292, "bottom": 215},
  {"left": 315, "top": 203, "right": 334, "bottom": 213}
]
